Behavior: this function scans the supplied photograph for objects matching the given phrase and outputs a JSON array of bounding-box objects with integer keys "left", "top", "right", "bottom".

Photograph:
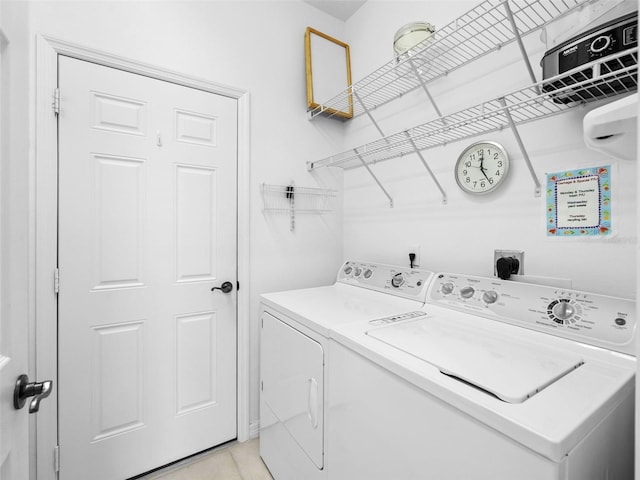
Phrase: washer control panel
[
  {"left": 338, "top": 261, "right": 433, "bottom": 302},
  {"left": 428, "top": 273, "right": 636, "bottom": 355}
]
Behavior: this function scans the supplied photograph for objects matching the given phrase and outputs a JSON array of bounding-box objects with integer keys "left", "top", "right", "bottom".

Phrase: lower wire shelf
[{"left": 261, "top": 183, "right": 337, "bottom": 231}]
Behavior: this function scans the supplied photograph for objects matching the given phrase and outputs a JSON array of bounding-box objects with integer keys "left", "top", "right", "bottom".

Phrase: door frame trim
[{"left": 34, "top": 34, "right": 251, "bottom": 480}]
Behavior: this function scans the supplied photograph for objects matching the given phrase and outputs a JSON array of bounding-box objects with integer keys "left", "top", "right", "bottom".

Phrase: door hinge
[
  {"left": 53, "top": 88, "right": 60, "bottom": 115},
  {"left": 54, "top": 445, "right": 60, "bottom": 472},
  {"left": 54, "top": 268, "right": 60, "bottom": 294}
]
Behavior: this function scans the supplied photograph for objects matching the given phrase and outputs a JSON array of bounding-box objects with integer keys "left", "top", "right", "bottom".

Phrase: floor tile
[
  {"left": 230, "top": 439, "right": 273, "bottom": 480},
  {"left": 137, "top": 438, "right": 272, "bottom": 480},
  {"left": 150, "top": 450, "right": 242, "bottom": 480}
]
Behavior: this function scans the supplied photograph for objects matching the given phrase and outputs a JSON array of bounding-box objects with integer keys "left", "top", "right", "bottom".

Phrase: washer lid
[{"left": 366, "top": 315, "right": 584, "bottom": 403}]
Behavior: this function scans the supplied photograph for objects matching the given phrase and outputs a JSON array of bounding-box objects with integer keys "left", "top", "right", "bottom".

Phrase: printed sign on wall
[{"left": 546, "top": 166, "right": 611, "bottom": 236}]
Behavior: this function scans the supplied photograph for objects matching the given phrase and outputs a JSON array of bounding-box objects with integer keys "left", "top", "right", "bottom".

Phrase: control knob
[
  {"left": 552, "top": 300, "right": 575, "bottom": 320},
  {"left": 391, "top": 273, "right": 406, "bottom": 288},
  {"left": 459, "top": 286, "right": 475, "bottom": 299},
  {"left": 482, "top": 290, "right": 498, "bottom": 304},
  {"left": 590, "top": 35, "right": 612, "bottom": 53},
  {"left": 440, "top": 282, "right": 455, "bottom": 295}
]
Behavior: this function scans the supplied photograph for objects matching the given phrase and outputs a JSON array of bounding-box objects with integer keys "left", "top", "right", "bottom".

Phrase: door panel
[
  {"left": 58, "top": 56, "right": 237, "bottom": 480},
  {"left": 261, "top": 312, "right": 324, "bottom": 469}
]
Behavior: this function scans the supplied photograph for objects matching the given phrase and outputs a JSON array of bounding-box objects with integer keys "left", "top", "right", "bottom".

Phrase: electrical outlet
[
  {"left": 494, "top": 250, "right": 524, "bottom": 277},
  {"left": 409, "top": 245, "right": 421, "bottom": 268}
]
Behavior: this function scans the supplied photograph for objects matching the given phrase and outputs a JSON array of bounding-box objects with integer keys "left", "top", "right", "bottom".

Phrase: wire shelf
[
  {"left": 308, "top": 50, "right": 637, "bottom": 171},
  {"left": 262, "top": 184, "right": 337, "bottom": 213},
  {"left": 309, "top": 0, "right": 594, "bottom": 120}
]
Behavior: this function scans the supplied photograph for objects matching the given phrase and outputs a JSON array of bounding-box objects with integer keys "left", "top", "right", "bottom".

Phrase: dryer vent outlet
[{"left": 494, "top": 250, "right": 524, "bottom": 280}]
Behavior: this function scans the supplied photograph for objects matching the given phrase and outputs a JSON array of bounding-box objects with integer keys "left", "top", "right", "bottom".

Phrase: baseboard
[{"left": 249, "top": 421, "right": 260, "bottom": 439}]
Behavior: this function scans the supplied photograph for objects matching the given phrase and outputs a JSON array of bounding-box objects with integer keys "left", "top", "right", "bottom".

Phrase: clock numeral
[
  {"left": 497, "top": 160, "right": 503, "bottom": 167},
  {"left": 495, "top": 170, "right": 501, "bottom": 176},
  {"left": 465, "top": 161, "right": 472, "bottom": 168}
]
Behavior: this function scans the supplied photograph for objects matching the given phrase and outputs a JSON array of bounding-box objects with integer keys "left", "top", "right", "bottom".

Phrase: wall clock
[{"left": 455, "top": 141, "right": 509, "bottom": 195}]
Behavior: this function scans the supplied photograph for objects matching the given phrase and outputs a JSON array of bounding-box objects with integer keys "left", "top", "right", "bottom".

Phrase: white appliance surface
[
  {"left": 367, "top": 311, "right": 585, "bottom": 404},
  {"left": 328, "top": 273, "right": 636, "bottom": 467},
  {"left": 261, "top": 283, "right": 427, "bottom": 336},
  {"left": 259, "top": 261, "right": 434, "bottom": 480},
  {"left": 261, "top": 260, "right": 432, "bottom": 336}
]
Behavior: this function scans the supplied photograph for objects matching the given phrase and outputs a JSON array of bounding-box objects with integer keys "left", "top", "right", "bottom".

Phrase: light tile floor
[{"left": 138, "top": 439, "right": 274, "bottom": 480}]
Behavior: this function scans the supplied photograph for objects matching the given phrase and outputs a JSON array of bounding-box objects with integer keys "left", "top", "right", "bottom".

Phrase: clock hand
[{"left": 478, "top": 152, "right": 490, "bottom": 181}]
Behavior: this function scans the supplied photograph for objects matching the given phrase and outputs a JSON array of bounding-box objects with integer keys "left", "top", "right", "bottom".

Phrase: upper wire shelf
[
  {"left": 309, "top": 0, "right": 594, "bottom": 120},
  {"left": 308, "top": 50, "right": 638, "bottom": 171}
]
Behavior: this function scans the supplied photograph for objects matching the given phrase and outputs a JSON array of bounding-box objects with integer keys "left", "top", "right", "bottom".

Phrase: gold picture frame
[{"left": 305, "top": 27, "right": 353, "bottom": 119}]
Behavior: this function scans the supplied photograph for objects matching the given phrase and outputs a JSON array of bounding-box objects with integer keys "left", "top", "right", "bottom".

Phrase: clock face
[{"left": 455, "top": 141, "right": 509, "bottom": 195}]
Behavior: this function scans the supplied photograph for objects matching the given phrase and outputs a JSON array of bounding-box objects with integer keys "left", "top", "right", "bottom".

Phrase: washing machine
[
  {"left": 259, "top": 261, "right": 434, "bottom": 480},
  {"left": 328, "top": 272, "right": 635, "bottom": 480}
]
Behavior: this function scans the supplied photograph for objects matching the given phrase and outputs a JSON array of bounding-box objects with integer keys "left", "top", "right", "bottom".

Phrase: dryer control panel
[
  {"left": 338, "top": 261, "right": 433, "bottom": 303},
  {"left": 428, "top": 273, "right": 636, "bottom": 356}
]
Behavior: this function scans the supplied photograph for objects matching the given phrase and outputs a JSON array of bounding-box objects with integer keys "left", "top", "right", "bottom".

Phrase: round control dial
[
  {"left": 482, "top": 290, "right": 498, "bottom": 304},
  {"left": 391, "top": 273, "right": 406, "bottom": 288},
  {"left": 354, "top": 267, "right": 362, "bottom": 277},
  {"left": 363, "top": 269, "right": 373, "bottom": 279},
  {"left": 590, "top": 35, "right": 612, "bottom": 53},
  {"left": 440, "top": 282, "right": 455, "bottom": 295},
  {"left": 547, "top": 298, "right": 582, "bottom": 325},
  {"left": 343, "top": 265, "right": 353, "bottom": 275},
  {"left": 459, "top": 286, "right": 475, "bottom": 299}
]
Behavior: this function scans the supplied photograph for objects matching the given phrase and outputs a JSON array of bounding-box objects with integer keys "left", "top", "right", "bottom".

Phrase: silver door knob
[{"left": 14, "top": 374, "right": 53, "bottom": 413}]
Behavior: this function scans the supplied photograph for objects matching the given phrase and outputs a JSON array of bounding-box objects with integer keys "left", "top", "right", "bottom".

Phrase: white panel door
[
  {"left": 0, "top": 30, "right": 30, "bottom": 480},
  {"left": 58, "top": 56, "right": 238, "bottom": 480},
  {"left": 0, "top": 254, "right": 29, "bottom": 480}
]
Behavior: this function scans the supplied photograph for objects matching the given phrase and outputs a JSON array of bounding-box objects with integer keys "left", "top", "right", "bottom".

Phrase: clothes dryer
[{"left": 259, "top": 261, "right": 433, "bottom": 480}]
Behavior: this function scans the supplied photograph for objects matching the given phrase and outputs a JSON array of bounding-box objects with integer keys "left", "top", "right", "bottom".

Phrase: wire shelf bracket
[
  {"left": 354, "top": 148, "right": 394, "bottom": 207},
  {"left": 498, "top": 97, "right": 541, "bottom": 197}
]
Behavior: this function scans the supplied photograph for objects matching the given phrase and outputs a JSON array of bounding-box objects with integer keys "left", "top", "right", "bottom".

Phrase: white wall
[
  {"left": 25, "top": 0, "right": 345, "bottom": 433},
  {"left": 341, "top": 1, "right": 637, "bottom": 298}
]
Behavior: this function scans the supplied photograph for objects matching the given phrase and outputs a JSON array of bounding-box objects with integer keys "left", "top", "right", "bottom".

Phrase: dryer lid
[{"left": 366, "top": 315, "right": 584, "bottom": 403}]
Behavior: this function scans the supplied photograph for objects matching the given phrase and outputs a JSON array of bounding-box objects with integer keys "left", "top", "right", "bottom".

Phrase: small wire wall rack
[
  {"left": 261, "top": 183, "right": 337, "bottom": 231},
  {"left": 308, "top": 0, "right": 595, "bottom": 120},
  {"left": 307, "top": 50, "right": 638, "bottom": 204}
]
